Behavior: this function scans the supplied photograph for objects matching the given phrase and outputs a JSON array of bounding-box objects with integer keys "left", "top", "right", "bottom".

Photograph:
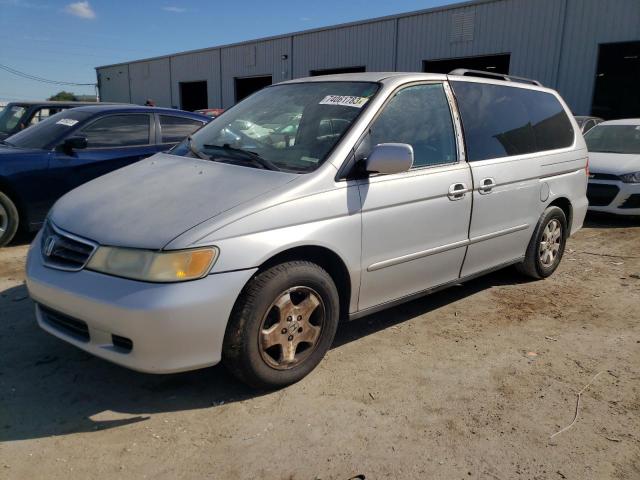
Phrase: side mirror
[
  {"left": 365, "top": 143, "right": 414, "bottom": 175},
  {"left": 60, "top": 136, "right": 88, "bottom": 153}
]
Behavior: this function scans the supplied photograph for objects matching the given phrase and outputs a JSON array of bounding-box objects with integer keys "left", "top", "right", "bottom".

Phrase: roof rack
[{"left": 448, "top": 69, "right": 542, "bottom": 86}]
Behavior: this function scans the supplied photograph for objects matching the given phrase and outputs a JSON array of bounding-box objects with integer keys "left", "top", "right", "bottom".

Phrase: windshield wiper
[
  {"left": 186, "top": 136, "right": 210, "bottom": 160},
  {"left": 0, "top": 140, "right": 15, "bottom": 147},
  {"left": 203, "top": 143, "right": 281, "bottom": 171}
]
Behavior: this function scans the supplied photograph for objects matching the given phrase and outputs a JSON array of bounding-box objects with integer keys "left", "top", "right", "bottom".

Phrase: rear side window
[
  {"left": 451, "top": 81, "right": 574, "bottom": 162},
  {"left": 363, "top": 83, "right": 457, "bottom": 168},
  {"left": 80, "top": 114, "right": 151, "bottom": 148},
  {"left": 160, "top": 115, "right": 204, "bottom": 143}
]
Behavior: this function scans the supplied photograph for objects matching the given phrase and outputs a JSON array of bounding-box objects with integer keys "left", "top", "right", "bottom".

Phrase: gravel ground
[{"left": 1, "top": 213, "right": 639, "bottom": 480}]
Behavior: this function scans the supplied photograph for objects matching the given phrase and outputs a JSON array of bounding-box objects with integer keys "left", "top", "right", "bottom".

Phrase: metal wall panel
[
  {"left": 220, "top": 37, "right": 292, "bottom": 108},
  {"left": 556, "top": 0, "right": 640, "bottom": 115},
  {"left": 97, "top": 65, "right": 130, "bottom": 103},
  {"left": 128, "top": 58, "right": 172, "bottom": 107},
  {"left": 292, "top": 20, "right": 396, "bottom": 77},
  {"left": 96, "top": 0, "right": 640, "bottom": 115},
  {"left": 170, "top": 49, "right": 221, "bottom": 109},
  {"left": 396, "top": 0, "right": 566, "bottom": 87}
]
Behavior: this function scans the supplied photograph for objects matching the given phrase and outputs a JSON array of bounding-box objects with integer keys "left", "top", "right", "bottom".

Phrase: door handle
[
  {"left": 479, "top": 177, "right": 496, "bottom": 194},
  {"left": 448, "top": 183, "right": 469, "bottom": 201}
]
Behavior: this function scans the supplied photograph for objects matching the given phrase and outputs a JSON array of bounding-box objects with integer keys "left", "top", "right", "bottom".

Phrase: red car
[{"left": 195, "top": 108, "right": 225, "bottom": 119}]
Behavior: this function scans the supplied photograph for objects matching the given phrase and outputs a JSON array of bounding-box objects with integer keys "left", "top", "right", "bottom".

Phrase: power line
[{"left": 0, "top": 63, "right": 96, "bottom": 86}]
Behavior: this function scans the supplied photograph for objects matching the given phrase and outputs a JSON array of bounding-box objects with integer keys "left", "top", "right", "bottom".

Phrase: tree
[{"left": 48, "top": 91, "right": 78, "bottom": 101}]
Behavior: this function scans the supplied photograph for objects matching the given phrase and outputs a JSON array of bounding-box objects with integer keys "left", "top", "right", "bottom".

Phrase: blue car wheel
[{"left": 0, "top": 191, "right": 19, "bottom": 247}]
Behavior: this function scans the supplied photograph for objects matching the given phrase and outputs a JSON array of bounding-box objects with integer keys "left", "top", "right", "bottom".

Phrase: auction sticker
[
  {"left": 56, "top": 118, "right": 79, "bottom": 127},
  {"left": 319, "top": 95, "right": 369, "bottom": 108}
]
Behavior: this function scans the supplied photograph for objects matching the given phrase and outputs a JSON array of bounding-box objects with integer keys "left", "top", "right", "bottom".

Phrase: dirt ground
[{"left": 1, "top": 214, "right": 639, "bottom": 480}]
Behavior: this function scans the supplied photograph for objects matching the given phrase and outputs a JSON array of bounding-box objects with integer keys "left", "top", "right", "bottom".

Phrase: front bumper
[
  {"left": 26, "top": 232, "right": 257, "bottom": 373},
  {"left": 587, "top": 180, "right": 640, "bottom": 215}
]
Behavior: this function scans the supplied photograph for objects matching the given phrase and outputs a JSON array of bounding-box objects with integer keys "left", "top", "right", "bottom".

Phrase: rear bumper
[
  {"left": 26, "top": 232, "right": 256, "bottom": 373},
  {"left": 587, "top": 180, "right": 640, "bottom": 215},
  {"left": 570, "top": 194, "right": 589, "bottom": 236}
]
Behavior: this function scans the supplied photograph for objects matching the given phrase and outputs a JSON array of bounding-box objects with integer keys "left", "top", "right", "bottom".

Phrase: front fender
[{"left": 186, "top": 185, "right": 363, "bottom": 312}]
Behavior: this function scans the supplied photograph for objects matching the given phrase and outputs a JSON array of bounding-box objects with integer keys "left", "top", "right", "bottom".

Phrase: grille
[
  {"left": 40, "top": 305, "right": 90, "bottom": 342},
  {"left": 620, "top": 194, "right": 640, "bottom": 209},
  {"left": 587, "top": 183, "right": 620, "bottom": 207},
  {"left": 41, "top": 221, "right": 97, "bottom": 271},
  {"left": 589, "top": 172, "right": 619, "bottom": 181}
]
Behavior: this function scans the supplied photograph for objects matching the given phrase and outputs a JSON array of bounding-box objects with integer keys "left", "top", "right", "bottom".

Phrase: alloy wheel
[
  {"left": 258, "top": 286, "right": 325, "bottom": 370},
  {"left": 538, "top": 218, "right": 562, "bottom": 267}
]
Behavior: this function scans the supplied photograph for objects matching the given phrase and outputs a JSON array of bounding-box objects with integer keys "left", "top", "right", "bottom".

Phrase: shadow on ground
[
  {"left": 0, "top": 266, "right": 530, "bottom": 443},
  {"left": 584, "top": 211, "right": 640, "bottom": 229}
]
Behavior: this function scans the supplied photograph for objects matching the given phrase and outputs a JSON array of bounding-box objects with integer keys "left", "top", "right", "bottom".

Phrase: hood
[
  {"left": 50, "top": 153, "right": 298, "bottom": 249},
  {"left": 589, "top": 152, "right": 640, "bottom": 176}
]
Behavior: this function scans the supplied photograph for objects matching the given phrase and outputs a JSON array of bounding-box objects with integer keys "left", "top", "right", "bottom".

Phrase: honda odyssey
[{"left": 26, "top": 71, "right": 588, "bottom": 388}]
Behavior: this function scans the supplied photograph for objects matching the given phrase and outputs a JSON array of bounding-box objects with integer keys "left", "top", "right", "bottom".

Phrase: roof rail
[{"left": 448, "top": 69, "right": 542, "bottom": 86}]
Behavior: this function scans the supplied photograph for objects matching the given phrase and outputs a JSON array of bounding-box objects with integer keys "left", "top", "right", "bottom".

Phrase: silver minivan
[{"left": 26, "top": 71, "right": 588, "bottom": 388}]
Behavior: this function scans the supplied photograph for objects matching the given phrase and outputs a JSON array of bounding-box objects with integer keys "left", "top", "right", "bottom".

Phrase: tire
[
  {"left": 516, "top": 206, "right": 568, "bottom": 279},
  {"left": 0, "top": 191, "right": 19, "bottom": 247},
  {"left": 222, "top": 261, "right": 340, "bottom": 389}
]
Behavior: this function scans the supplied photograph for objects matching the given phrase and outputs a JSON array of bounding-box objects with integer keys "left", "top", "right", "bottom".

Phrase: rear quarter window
[
  {"left": 159, "top": 115, "right": 205, "bottom": 143},
  {"left": 451, "top": 81, "right": 575, "bottom": 162}
]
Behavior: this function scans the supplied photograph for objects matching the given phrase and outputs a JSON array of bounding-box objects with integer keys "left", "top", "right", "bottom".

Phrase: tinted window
[
  {"left": 4, "top": 110, "right": 92, "bottom": 150},
  {"left": 362, "top": 83, "right": 457, "bottom": 168},
  {"left": 160, "top": 115, "right": 204, "bottom": 143},
  {"left": 80, "top": 114, "right": 150, "bottom": 148},
  {"left": 451, "top": 81, "right": 574, "bottom": 161}
]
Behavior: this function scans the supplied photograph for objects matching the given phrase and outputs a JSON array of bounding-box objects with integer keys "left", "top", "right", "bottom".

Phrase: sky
[{"left": 0, "top": 0, "right": 457, "bottom": 102}]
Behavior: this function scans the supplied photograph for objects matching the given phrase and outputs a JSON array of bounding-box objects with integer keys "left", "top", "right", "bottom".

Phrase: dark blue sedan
[{"left": 0, "top": 105, "right": 209, "bottom": 245}]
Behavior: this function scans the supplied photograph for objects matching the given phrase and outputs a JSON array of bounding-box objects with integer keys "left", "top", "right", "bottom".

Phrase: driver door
[
  {"left": 356, "top": 83, "right": 473, "bottom": 311},
  {"left": 48, "top": 113, "right": 158, "bottom": 201}
]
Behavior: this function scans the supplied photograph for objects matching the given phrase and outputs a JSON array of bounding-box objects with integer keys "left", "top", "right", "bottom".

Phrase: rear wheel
[
  {"left": 0, "top": 191, "right": 19, "bottom": 247},
  {"left": 516, "top": 206, "right": 567, "bottom": 279},
  {"left": 222, "top": 261, "right": 340, "bottom": 389}
]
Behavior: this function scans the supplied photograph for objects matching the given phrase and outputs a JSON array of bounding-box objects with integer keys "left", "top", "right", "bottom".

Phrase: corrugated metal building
[{"left": 95, "top": 0, "right": 640, "bottom": 119}]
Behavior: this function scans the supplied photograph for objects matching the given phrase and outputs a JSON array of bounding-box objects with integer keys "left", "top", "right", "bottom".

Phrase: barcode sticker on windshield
[
  {"left": 319, "top": 95, "right": 369, "bottom": 108},
  {"left": 56, "top": 119, "right": 79, "bottom": 127}
]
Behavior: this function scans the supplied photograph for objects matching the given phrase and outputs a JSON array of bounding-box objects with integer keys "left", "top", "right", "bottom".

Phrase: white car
[{"left": 585, "top": 119, "right": 640, "bottom": 215}]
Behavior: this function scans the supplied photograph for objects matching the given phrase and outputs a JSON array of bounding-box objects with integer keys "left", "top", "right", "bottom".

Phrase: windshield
[
  {"left": 171, "top": 81, "right": 379, "bottom": 173},
  {"left": 0, "top": 104, "right": 27, "bottom": 135},
  {"left": 585, "top": 124, "right": 640, "bottom": 154},
  {"left": 4, "top": 109, "right": 91, "bottom": 150}
]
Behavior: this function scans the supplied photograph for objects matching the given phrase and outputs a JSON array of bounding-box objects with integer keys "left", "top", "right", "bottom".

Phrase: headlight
[
  {"left": 86, "top": 246, "right": 218, "bottom": 282},
  {"left": 619, "top": 171, "right": 640, "bottom": 183}
]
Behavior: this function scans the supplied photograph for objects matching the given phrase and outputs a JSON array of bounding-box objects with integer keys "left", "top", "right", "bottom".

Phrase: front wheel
[
  {"left": 0, "top": 191, "right": 19, "bottom": 247},
  {"left": 222, "top": 261, "right": 340, "bottom": 389},
  {"left": 516, "top": 206, "right": 568, "bottom": 279}
]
